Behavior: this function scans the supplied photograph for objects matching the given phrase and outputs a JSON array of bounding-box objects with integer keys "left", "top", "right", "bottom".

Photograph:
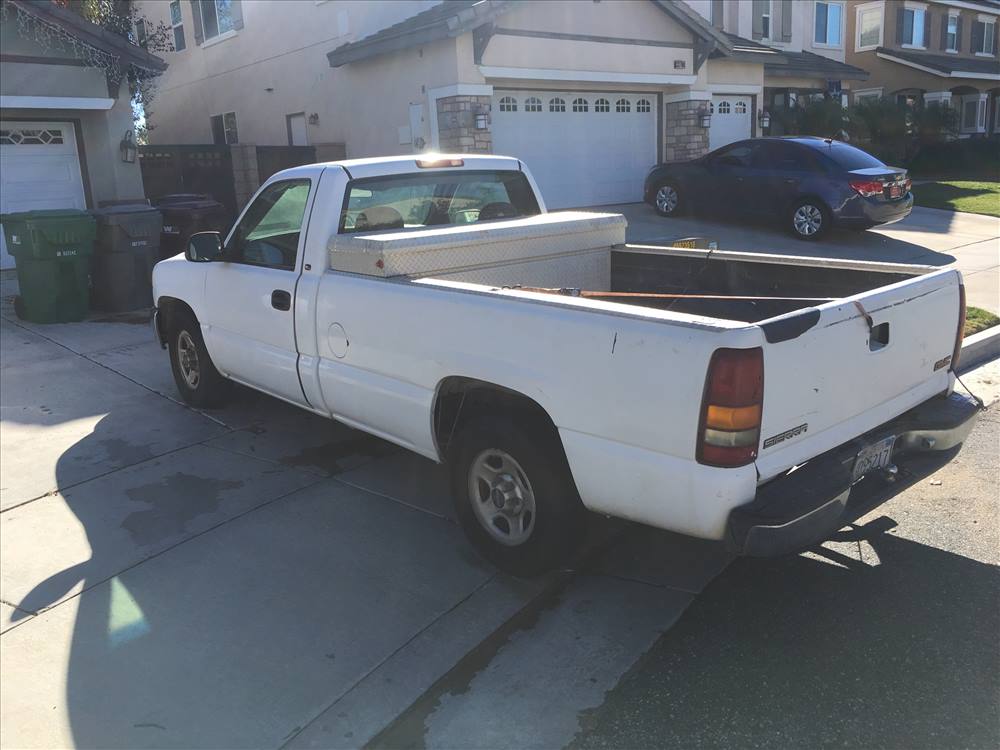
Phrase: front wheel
[
  {"left": 450, "top": 417, "right": 584, "bottom": 577},
  {"left": 789, "top": 199, "right": 830, "bottom": 240},
  {"left": 167, "top": 312, "right": 230, "bottom": 408},
  {"left": 654, "top": 183, "right": 682, "bottom": 217}
]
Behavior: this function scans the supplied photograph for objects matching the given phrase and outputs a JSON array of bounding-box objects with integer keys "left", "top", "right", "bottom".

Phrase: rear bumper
[
  {"left": 728, "top": 391, "right": 980, "bottom": 557},
  {"left": 835, "top": 193, "right": 913, "bottom": 228}
]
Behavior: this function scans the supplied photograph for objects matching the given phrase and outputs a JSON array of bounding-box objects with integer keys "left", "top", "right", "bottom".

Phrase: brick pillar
[
  {"left": 436, "top": 95, "right": 492, "bottom": 153},
  {"left": 230, "top": 144, "right": 261, "bottom": 207},
  {"left": 663, "top": 100, "right": 710, "bottom": 162}
]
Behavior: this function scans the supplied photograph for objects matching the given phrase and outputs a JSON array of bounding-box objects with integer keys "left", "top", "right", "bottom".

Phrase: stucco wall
[
  {"left": 500, "top": 0, "right": 694, "bottom": 43},
  {"left": 844, "top": 0, "right": 999, "bottom": 97},
  {"left": 135, "top": 0, "right": 441, "bottom": 147}
]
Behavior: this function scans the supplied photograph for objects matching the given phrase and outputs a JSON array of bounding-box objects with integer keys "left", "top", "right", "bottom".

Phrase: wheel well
[
  {"left": 790, "top": 194, "right": 830, "bottom": 214},
  {"left": 155, "top": 296, "right": 196, "bottom": 345},
  {"left": 433, "top": 377, "right": 564, "bottom": 461}
]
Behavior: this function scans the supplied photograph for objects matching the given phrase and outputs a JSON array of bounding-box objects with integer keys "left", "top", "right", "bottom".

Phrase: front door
[{"left": 202, "top": 178, "right": 312, "bottom": 405}]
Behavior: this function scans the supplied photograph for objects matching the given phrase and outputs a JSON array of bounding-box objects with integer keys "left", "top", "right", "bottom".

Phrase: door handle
[{"left": 271, "top": 289, "right": 291, "bottom": 311}]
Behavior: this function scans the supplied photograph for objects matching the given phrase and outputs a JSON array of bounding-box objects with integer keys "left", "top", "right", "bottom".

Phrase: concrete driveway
[{"left": 610, "top": 202, "right": 999, "bottom": 314}]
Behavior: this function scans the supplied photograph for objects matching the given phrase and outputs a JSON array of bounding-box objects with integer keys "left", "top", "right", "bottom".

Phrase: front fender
[{"left": 151, "top": 255, "right": 209, "bottom": 323}]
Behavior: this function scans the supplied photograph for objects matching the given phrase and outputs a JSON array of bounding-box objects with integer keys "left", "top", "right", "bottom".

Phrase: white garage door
[
  {"left": 709, "top": 95, "right": 752, "bottom": 152},
  {"left": 491, "top": 91, "right": 657, "bottom": 209},
  {"left": 0, "top": 121, "right": 87, "bottom": 269}
]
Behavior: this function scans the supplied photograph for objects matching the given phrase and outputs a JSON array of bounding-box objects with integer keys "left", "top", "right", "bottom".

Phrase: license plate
[
  {"left": 889, "top": 184, "right": 902, "bottom": 199},
  {"left": 852, "top": 435, "right": 896, "bottom": 482},
  {"left": 672, "top": 239, "right": 698, "bottom": 249}
]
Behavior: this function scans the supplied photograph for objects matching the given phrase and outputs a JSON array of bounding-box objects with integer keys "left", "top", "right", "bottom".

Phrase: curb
[{"left": 958, "top": 326, "right": 1000, "bottom": 373}]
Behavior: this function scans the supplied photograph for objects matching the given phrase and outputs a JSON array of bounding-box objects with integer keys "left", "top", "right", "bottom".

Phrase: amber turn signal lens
[{"left": 705, "top": 404, "right": 762, "bottom": 431}]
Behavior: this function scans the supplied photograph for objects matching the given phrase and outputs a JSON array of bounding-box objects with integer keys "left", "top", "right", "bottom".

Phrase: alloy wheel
[
  {"left": 793, "top": 204, "right": 823, "bottom": 236},
  {"left": 656, "top": 185, "right": 679, "bottom": 214}
]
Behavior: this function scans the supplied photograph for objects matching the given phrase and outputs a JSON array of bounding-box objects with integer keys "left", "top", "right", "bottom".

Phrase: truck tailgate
[{"left": 755, "top": 268, "right": 962, "bottom": 481}]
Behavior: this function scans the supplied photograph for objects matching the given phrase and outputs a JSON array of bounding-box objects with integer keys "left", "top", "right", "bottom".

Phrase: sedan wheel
[
  {"left": 655, "top": 184, "right": 680, "bottom": 216},
  {"left": 790, "top": 201, "right": 828, "bottom": 240}
]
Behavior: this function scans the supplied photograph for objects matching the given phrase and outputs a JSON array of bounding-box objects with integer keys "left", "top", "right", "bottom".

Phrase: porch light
[
  {"left": 758, "top": 109, "right": 771, "bottom": 130},
  {"left": 698, "top": 105, "right": 711, "bottom": 128},
  {"left": 474, "top": 109, "right": 490, "bottom": 130},
  {"left": 119, "top": 129, "right": 137, "bottom": 163}
]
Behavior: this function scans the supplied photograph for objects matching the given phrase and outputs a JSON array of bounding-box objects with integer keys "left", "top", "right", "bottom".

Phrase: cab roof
[{"left": 273, "top": 154, "right": 524, "bottom": 182}]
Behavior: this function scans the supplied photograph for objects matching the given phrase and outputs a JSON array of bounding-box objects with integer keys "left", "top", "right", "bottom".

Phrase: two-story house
[
  {"left": 135, "top": 0, "right": 866, "bottom": 209},
  {"left": 845, "top": 0, "right": 1000, "bottom": 136}
]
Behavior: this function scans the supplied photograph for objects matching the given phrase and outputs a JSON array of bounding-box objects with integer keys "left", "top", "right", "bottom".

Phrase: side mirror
[{"left": 186, "top": 231, "right": 223, "bottom": 262}]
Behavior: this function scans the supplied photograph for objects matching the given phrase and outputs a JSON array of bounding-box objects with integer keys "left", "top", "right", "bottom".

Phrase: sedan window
[
  {"left": 814, "top": 141, "right": 885, "bottom": 171},
  {"left": 712, "top": 143, "right": 756, "bottom": 167}
]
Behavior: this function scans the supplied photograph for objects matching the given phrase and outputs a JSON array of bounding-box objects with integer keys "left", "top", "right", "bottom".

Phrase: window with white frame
[
  {"left": 549, "top": 97, "right": 565, "bottom": 112},
  {"left": 498, "top": 96, "right": 516, "bottom": 112},
  {"left": 615, "top": 98, "right": 630, "bottom": 113},
  {"left": 200, "top": 0, "right": 235, "bottom": 41},
  {"left": 854, "top": 89, "right": 882, "bottom": 104},
  {"left": 753, "top": 0, "right": 772, "bottom": 40},
  {"left": 572, "top": 98, "right": 588, "bottom": 113},
  {"left": 636, "top": 99, "right": 651, "bottom": 113},
  {"left": 524, "top": 97, "right": 542, "bottom": 112},
  {"left": 900, "top": 6, "right": 927, "bottom": 48},
  {"left": 973, "top": 17, "right": 996, "bottom": 55},
  {"left": 594, "top": 98, "right": 610, "bottom": 113},
  {"left": 169, "top": 1, "right": 186, "bottom": 51},
  {"left": 814, "top": 2, "right": 843, "bottom": 46},
  {"left": 945, "top": 13, "right": 958, "bottom": 52},
  {"left": 210, "top": 112, "right": 238, "bottom": 144},
  {"left": 856, "top": 4, "right": 882, "bottom": 49},
  {"left": 960, "top": 95, "right": 987, "bottom": 132}
]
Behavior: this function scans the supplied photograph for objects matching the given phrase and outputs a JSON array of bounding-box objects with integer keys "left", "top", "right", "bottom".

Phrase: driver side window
[
  {"left": 714, "top": 143, "right": 756, "bottom": 167},
  {"left": 227, "top": 179, "right": 311, "bottom": 270}
]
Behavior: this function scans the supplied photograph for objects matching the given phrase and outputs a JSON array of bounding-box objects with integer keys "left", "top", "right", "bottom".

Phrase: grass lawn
[
  {"left": 913, "top": 181, "right": 1000, "bottom": 217},
  {"left": 966, "top": 306, "right": 1000, "bottom": 337}
]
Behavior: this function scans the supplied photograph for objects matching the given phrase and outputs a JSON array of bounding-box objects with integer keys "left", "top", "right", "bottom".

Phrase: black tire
[
  {"left": 167, "top": 311, "right": 230, "bottom": 408},
  {"left": 653, "top": 182, "right": 683, "bottom": 217},
  {"left": 449, "top": 416, "right": 585, "bottom": 577},
  {"left": 788, "top": 198, "right": 830, "bottom": 240}
]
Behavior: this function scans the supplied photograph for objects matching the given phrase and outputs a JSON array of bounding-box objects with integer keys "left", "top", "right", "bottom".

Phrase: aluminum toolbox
[{"left": 327, "top": 211, "right": 626, "bottom": 288}]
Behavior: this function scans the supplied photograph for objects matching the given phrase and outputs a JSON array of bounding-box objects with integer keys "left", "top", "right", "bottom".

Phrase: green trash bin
[{"left": 0, "top": 209, "right": 96, "bottom": 323}]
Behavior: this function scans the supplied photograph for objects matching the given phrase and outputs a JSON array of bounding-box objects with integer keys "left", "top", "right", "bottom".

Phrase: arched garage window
[
  {"left": 499, "top": 96, "right": 517, "bottom": 112},
  {"left": 549, "top": 97, "right": 566, "bottom": 112},
  {"left": 735, "top": 101, "right": 747, "bottom": 114},
  {"left": 616, "top": 98, "right": 631, "bottom": 112},
  {"left": 594, "top": 98, "right": 610, "bottom": 112},
  {"left": 524, "top": 97, "right": 542, "bottom": 112},
  {"left": 572, "top": 98, "right": 589, "bottom": 112},
  {"left": 636, "top": 99, "right": 651, "bottom": 113},
  {"left": 717, "top": 100, "right": 731, "bottom": 114}
]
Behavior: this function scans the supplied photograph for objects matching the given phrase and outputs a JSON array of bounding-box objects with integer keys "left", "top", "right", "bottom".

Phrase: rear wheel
[
  {"left": 654, "top": 183, "right": 682, "bottom": 217},
  {"left": 789, "top": 199, "right": 830, "bottom": 240},
  {"left": 167, "top": 311, "right": 230, "bottom": 408},
  {"left": 450, "top": 417, "right": 584, "bottom": 577}
]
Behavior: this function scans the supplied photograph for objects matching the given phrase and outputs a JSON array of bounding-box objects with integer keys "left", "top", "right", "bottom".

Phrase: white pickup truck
[{"left": 152, "top": 154, "right": 979, "bottom": 576}]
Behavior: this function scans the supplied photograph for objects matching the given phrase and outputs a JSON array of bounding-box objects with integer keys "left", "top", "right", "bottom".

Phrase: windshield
[{"left": 339, "top": 170, "right": 541, "bottom": 233}]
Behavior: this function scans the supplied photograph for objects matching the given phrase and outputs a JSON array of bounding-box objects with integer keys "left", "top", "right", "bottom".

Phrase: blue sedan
[{"left": 643, "top": 137, "right": 913, "bottom": 240}]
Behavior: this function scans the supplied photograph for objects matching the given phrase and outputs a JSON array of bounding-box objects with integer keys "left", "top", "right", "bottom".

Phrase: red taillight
[
  {"left": 904, "top": 177, "right": 912, "bottom": 192},
  {"left": 697, "top": 347, "right": 764, "bottom": 467},
  {"left": 850, "top": 180, "right": 883, "bottom": 197},
  {"left": 951, "top": 283, "right": 966, "bottom": 371}
]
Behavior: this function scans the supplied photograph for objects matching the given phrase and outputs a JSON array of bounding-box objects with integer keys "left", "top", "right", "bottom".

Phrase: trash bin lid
[
  {"left": 1, "top": 208, "right": 93, "bottom": 223},
  {"left": 91, "top": 204, "right": 162, "bottom": 218},
  {"left": 154, "top": 193, "right": 211, "bottom": 206}
]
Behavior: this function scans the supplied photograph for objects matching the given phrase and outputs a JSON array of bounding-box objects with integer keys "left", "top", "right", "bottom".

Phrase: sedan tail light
[
  {"left": 850, "top": 180, "right": 883, "bottom": 197},
  {"left": 697, "top": 348, "right": 764, "bottom": 467}
]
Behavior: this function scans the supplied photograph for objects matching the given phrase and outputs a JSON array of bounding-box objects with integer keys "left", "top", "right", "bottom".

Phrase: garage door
[
  {"left": 709, "top": 95, "right": 752, "bottom": 152},
  {"left": 491, "top": 91, "right": 657, "bottom": 209},
  {"left": 0, "top": 121, "right": 87, "bottom": 269}
]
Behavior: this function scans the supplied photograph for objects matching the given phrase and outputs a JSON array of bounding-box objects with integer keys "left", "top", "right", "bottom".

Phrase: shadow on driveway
[{"left": 571, "top": 513, "right": 1000, "bottom": 750}]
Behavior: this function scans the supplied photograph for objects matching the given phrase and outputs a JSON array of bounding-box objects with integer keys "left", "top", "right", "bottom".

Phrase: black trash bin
[
  {"left": 90, "top": 204, "right": 163, "bottom": 312},
  {"left": 153, "top": 194, "right": 228, "bottom": 261}
]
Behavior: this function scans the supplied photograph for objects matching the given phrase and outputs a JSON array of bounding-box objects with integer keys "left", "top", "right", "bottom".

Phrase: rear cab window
[{"left": 339, "top": 170, "right": 541, "bottom": 233}]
